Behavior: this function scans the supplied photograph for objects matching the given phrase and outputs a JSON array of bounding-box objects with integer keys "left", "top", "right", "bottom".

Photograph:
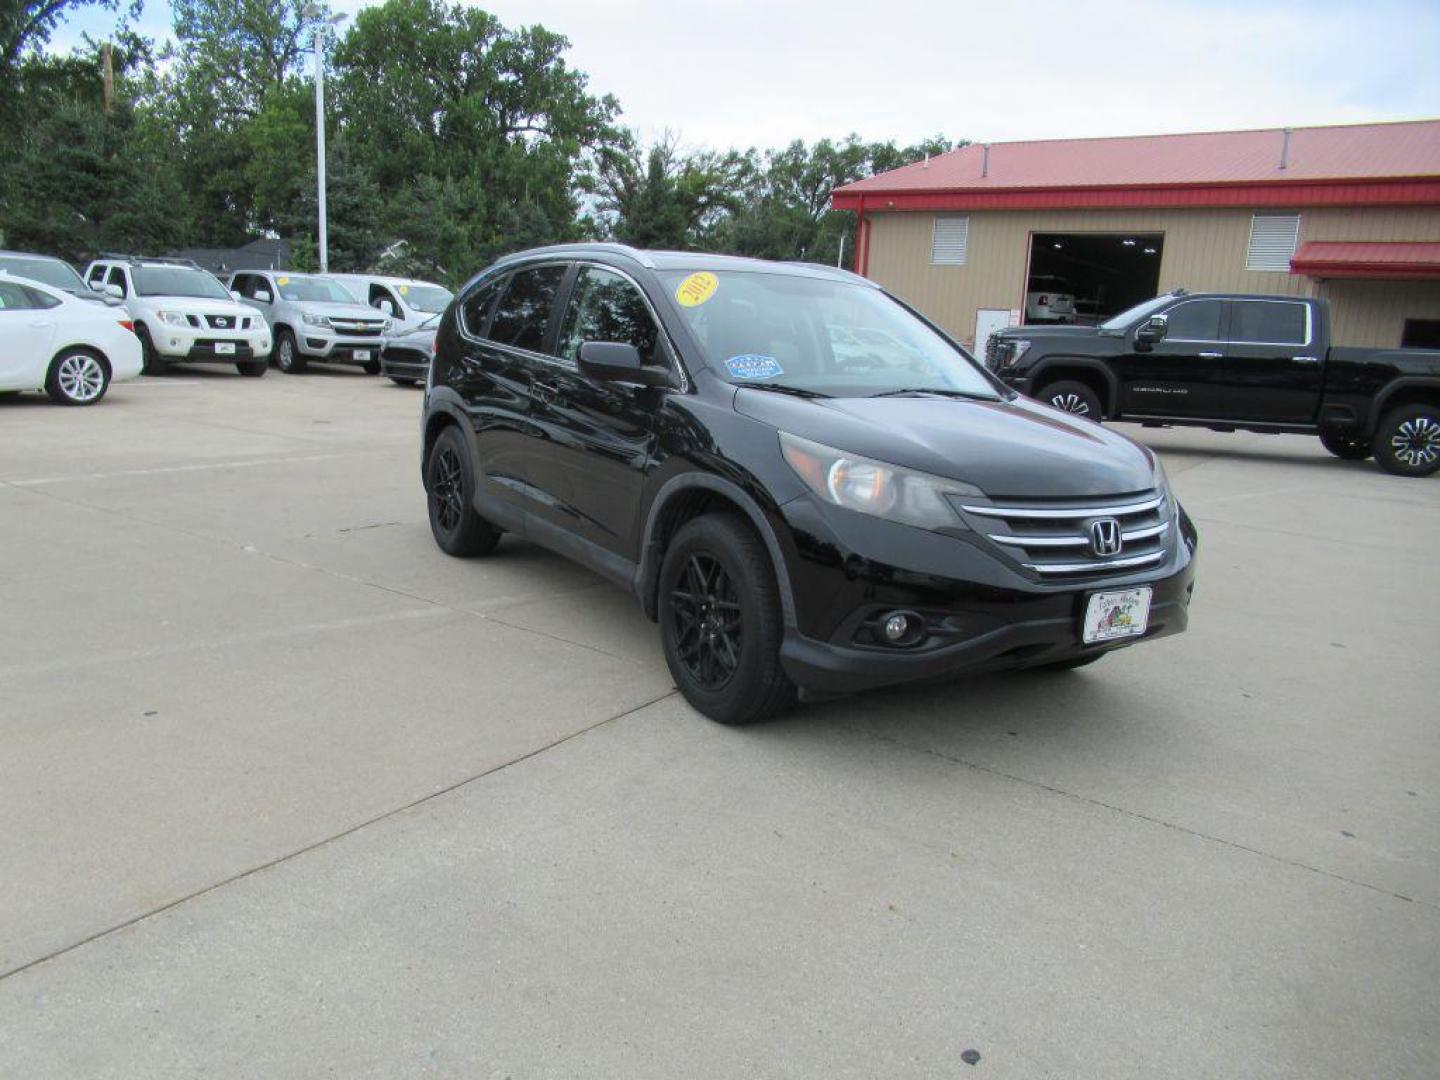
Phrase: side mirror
[
  {"left": 376, "top": 299, "right": 395, "bottom": 316},
  {"left": 89, "top": 280, "right": 106, "bottom": 292},
  {"left": 254, "top": 289, "right": 272, "bottom": 304},
  {"left": 578, "top": 341, "right": 669, "bottom": 387},
  {"left": 1135, "top": 314, "right": 1168, "bottom": 348},
  {"left": 103, "top": 283, "right": 124, "bottom": 299}
]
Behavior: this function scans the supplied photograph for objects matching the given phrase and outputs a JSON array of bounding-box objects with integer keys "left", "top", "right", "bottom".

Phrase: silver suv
[{"left": 229, "top": 271, "right": 390, "bottom": 374}]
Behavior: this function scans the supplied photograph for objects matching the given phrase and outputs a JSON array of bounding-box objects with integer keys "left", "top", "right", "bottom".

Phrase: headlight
[
  {"left": 302, "top": 313, "right": 332, "bottom": 328},
  {"left": 779, "top": 432, "right": 980, "bottom": 531},
  {"left": 156, "top": 310, "right": 189, "bottom": 327},
  {"left": 1003, "top": 339, "right": 1031, "bottom": 368}
]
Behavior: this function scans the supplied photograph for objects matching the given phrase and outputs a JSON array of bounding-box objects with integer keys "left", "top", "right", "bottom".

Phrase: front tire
[
  {"left": 659, "top": 514, "right": 796, "bottom": 725},
  {"left": 425, "top": 426, "right": 500, "bottom": 556},
  {"left": 136, "top": 324, "right": 166, "bottom": 376},
  {"left": 1038, "top": 379, "right": 1103, "bottom": 420},
  {"left": 1320, "top": 430, "right": 1370, "bottom": 461},
  {"left": 45, "top": 349, "right": 110, "bottom": 405},
  {"left": 274, "top": 329, "right": 306, "bottom": 374},
  {"left": 237, "top": 359, "right": 267, "bottom": 377},
  {"left": 362, "top": 359, "right": 382, "bottom": 375},
  {"left": 1373, "top": 404, "right": 1440, "bottom": 478}
]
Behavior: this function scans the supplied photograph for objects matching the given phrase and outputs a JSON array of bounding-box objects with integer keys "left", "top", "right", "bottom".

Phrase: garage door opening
[{"left": 1024, "top": 232, "right": 1164, "bottom": 325}]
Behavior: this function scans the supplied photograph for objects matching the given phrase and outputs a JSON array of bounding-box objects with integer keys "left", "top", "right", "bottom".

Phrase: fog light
[{"left": 883, "top": 613, "right": 911, "bottom": 642}]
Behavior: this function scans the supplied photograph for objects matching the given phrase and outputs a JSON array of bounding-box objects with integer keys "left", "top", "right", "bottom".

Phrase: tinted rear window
[
  {"left": 488, "top": 266, "right": 567, "bottom": 353},
  {"left": 1231, "top": 301, "right": 1307, "bottom": 345}
]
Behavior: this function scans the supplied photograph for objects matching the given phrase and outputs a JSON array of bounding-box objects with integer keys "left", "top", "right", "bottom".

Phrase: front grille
[
  {"left": 330, "top": 319, "right": 385, "bottom": 337},
  {"left": 955, "top": 490, "right": 1171, "bottom": 578},
  {"left": 205, "top": 313, "right": 247, "bottom": 330}
]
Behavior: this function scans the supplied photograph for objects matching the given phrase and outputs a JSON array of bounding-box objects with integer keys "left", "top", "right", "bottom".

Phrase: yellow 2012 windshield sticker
[
  {"left": 675, "top": 271, "right": 718, "bottom": 307},
  {"left": 276, "top": 276, "right": 290, "bottom": 285}
]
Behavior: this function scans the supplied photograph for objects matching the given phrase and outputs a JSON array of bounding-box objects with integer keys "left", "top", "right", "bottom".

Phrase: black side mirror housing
[
  {"left": 1135, "top": 314, "right": 1168, "bottom": 349},
  {"left": 578, "top": 341, "right": 669, "bottom": 387}
]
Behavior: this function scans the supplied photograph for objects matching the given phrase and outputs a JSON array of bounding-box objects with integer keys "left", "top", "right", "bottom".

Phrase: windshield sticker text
[
  {"left": 675, "top": 272, "right": 719, "bottom": 307},
  {"left": 726, "top": 354, "right": 784, "bottom": 380}
]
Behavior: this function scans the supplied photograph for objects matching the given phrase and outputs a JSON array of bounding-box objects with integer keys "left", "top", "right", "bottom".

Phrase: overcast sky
[{"left": 55, "top": 0, "right": 1440, "bottom": 151}]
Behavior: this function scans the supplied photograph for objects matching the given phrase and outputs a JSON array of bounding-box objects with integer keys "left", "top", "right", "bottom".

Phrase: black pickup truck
[{"left": 985, "top": 292, "right": 1440, "bottom": 477}]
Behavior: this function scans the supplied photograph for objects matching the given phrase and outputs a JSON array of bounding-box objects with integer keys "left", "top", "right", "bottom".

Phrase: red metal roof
[
  {"left": 831, "top": 120, "right": 1440, "bottom": 212},
  {"left": 1291, "top": 241, "right": 1440, "bottom": 280}
]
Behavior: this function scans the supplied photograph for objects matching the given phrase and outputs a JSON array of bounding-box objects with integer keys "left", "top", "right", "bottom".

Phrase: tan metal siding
[
  {"left": 1319, "top": 280, "right": 1440, "bottom": 348},
  {"left": 864, "top": 206, "right": 1440, "bottom": 348}
]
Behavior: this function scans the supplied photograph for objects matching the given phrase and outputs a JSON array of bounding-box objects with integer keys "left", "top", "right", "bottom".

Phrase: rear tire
[
  {"left": 136, "top": 324, "right": 166, "bottom": 376},
  {"left": 237, "top": 359, "right": 267, "bottom": 377},
  {"left": 274, "top": 329, "right": 306, "bottom": 374},
  {"left": 425, "top": 426, "right": 500, "bottom": 556},
  {"left": 1038, "top": 379, "right": 1102, "bottom": 420},
  {"left": 390, "top": 377, "right": 418, "bottom": 387},
  {"left": 1373, "top": 404, "right": 1440, "bottom": 478},
  {"left": 1319, "top": 430, "right": 1370, "bottom": 460},
  {"left": 659, "top": 514, "right": 797, "bottom": 725},
  {"left": 45, "top": 349, "right": 110, "bottom": 406},
  {"left": 362, "top": 359, "right": 382, "bottom": 376}
]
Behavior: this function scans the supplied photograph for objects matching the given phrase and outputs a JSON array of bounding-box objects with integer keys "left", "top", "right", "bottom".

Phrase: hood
[
  {"left": 734, "top": 389, "right": 1156, "bottom": 499},
  {"left": 994, "top": 323, "right": 1102, "bottom": 341},
  {"left": 295, "top": 302, "right": 384, "bottom": 320},
  {"left": 141, "top": 296, "right": 251, "bottom": 316},
  {"left": 387, "top": 324, "right": 437, "bottom": 346}
]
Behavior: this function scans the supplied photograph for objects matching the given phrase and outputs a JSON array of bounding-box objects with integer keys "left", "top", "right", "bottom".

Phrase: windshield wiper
[
  {"left": 736, "top": 383, "right": 832, "bottom": 399},
  {"left": 868, "top": 387, "right": 997, "bottom": 400}
]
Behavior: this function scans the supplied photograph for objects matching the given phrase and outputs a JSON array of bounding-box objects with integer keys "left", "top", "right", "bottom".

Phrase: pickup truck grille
[
  {"left": 203, "top": 313, "right": 250, "bottom": 330},
  {"left": 954, "top": 490, "right": 1171, "bottom": 578},
  {"left": 329, "top": 319, "right": 386, "bottom": 337}
]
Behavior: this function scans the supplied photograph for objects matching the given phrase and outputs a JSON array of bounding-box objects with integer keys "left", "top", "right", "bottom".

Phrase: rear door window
[
  {"left": 487, "top": 265, "right": 568, "bottom": 353},
  {"left": 1163, "top": 299, "right": 1224, "bottom": 341},
  {"left": 1230, "top": 301, "right": 1308, "bottom": 346},
  {"left": 557, "top": 267, "right": 663, "bottom": 365}
]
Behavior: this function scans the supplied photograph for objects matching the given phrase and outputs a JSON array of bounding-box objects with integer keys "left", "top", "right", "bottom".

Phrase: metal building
[{"left": 830, "top": 120, "right": 1440, "bottom": 355}]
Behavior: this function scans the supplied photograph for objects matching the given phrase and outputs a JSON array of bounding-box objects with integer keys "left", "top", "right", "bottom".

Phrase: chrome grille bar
[
  {"left": 960, "top": 495, "right": 1164, "bottom": 519},
  {"left": 1025, "top": 551, "right": 1166, "bottom": 574}
]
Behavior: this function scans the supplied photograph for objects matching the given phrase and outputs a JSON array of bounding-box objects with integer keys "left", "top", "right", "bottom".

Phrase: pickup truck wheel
[
  {"left": 1039, "top": 380, "right": 1102, "bottom": 420},
  {"left": 274, "top": 329, "right": 306, "bottom": 374},
  {"left": 1374, "top": 404, "right": 1440, "bottom": 478},
  {"left": 425, "top": 426, "right": 500, "bottom": 557},
  {"left": 362, "top": 359, "right": 382, "bottom": 375},
  {"left": 1319, "top": 430, "right": 1370, "bottom": 461},
  {"left": 135, "top": 325, "right": 166, "bottom": 376},
  {"left": 659, "top": 514, "right": 797, "bottom": 725},
  {"left": 236, "top": 359, "right": 267, "bottom": 377}
]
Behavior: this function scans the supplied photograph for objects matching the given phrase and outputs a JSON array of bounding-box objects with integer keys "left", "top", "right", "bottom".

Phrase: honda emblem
[{"left": 1090, "top": 518, "right": 1122, "bottom": 557}]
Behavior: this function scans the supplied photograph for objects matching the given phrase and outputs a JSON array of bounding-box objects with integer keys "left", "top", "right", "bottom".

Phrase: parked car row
[{"left": 0, "top": 247, "right": 453, "bottom": 404}]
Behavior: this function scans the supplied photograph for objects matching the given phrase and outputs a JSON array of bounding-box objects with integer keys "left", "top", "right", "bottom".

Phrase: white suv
[
  {"left": 229, "top": 271, "right": 389, "bottom": 374},
  {"left": 82, "top": 257, "right": 271, "bottom": 376}
]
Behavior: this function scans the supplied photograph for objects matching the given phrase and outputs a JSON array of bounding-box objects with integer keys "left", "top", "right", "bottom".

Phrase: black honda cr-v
[{"left": 421, "top": 245, "right": 1197, "bottom": 723}]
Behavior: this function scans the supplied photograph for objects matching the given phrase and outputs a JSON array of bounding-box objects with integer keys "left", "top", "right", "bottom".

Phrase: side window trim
[
  {"left": 561, "top": 260, "right": 686, "bottom": 387},
  {"left": 1227, "top": 299, "right": 1312, "bottom": 348},
  {"left": 1159, "top": 298, "right": 1226, "bottom": 344},
  {"left": 457, "top": 271, "right": 509, "bottom": 341}
]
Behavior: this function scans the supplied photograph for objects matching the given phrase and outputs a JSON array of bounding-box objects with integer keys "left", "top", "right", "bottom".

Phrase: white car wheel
[{"left": 47, "top": 350, "right": 110, "bottom": 406}]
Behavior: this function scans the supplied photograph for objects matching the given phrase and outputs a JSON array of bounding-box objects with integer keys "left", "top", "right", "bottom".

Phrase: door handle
[
  {"left": 1198, "top": 351, "right": 1223, "bottom": 359},
  {"left": 1291, "top": 355, "right": 1320, "bottom": 365}
]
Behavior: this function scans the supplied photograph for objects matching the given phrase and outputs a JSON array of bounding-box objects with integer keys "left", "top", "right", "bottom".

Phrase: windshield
[
  {"left": 1100, "top": 294, "right": 1175, "bottom": 331},
  {"left": 399, "top": 284, "right": 453, "bottom": 313},
  {"left": 660, "top": 270, "right": 1000, "bottom": 399},
  {"left": 134, "top": 266, "right": 231, "bottom": 300},
  {"left": 275, "top": 276, "right": 357, "bottom": 304},
  {"left": 0, "top": 255, "right": 87, "bottom": 293}
]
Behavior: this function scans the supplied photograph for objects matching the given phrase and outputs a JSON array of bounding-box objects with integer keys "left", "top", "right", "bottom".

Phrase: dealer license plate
[
  {"left": 353, "top": 349, "right": 371, "bottom": 361},
  {"left": 215, "top": 342, "right": 236, "bottom": 355},
  {"left": 1082, "top": 587, "right": 1152, "bottom": 645}
]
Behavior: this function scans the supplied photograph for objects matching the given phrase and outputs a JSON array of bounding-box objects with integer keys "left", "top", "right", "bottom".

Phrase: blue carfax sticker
[{"left": 726, "top": 354, "right": 784, "bottom": 380}]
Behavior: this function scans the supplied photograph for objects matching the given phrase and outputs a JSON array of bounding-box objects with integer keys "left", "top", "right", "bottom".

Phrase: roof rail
[
  {"left": 496, "top": 242, "right": 655, "bottom": 268},
  {"left": 99, "top": 252, "right": 206, "bottom": 270}
]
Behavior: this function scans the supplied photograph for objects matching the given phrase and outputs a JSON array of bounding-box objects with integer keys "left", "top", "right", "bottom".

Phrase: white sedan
[{"left": 0, "top": 273, "right": 143, "bottom": 405}]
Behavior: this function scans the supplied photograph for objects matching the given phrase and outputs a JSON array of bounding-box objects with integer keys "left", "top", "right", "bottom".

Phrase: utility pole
[{"left": 305, "top": 7, "right": 348, "bottom": 272}]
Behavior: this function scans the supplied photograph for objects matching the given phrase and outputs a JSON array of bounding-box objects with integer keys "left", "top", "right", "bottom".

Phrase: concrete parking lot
[{"left": 1, "top": 367, "right": 1436, "bottom": 1078}]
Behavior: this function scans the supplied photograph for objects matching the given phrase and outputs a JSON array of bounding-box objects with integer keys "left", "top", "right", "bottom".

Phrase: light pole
[{"left": 305, "top": 7, "right": 348, "bottom": 272}]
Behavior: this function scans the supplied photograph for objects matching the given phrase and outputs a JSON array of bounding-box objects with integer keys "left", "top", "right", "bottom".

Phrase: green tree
[
  {"left": 594, "top": 134, "right": 753, "bottom": 250},
  {"left": 2, "top": 0, "right": 131, "bottom": 75}
]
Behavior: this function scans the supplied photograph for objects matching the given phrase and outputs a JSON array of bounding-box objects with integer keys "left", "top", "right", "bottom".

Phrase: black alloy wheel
[
  {"left": 669, "top": 552, "right": 744, "bottom": 691},
  {"left": 424, "top": 425, "right": 500, "bottom": 556},
  {"left": 658, "top": 514, "right": 796, "bottom": 724}
]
